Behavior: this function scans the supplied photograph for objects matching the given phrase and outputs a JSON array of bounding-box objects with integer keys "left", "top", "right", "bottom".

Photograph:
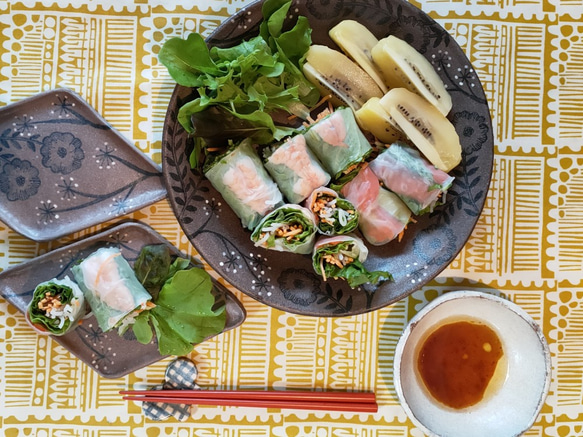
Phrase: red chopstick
[{"left": 120, "top": 389, "right": 378, "bottom": 412}]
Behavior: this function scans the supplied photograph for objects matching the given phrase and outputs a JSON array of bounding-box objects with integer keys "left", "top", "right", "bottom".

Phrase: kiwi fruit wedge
[
  {"left": 355, "top": 97, "right": 406, "bottom": 143},
  {"left": 372, "top": 35, "right": 452, "bottom": 116},
  {"left": 329, "top": 20, "right": 388, "bottom": 93},
  {"left": 380, "top": 87, "right": 461, "bottom": 172},
  {"left": 303, "top": 45, "right": 383, "bottom": 111}
]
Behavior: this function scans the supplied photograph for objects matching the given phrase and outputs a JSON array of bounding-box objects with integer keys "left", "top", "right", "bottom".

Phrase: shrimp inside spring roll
[
  {"left": 304, "top": 107, "right": 372, "bottom": 180},
  {"left": 205, "top": 139, "right": 284, "bottom": 230},
  {"left": 341, "top": 166, "right": 411, "bottom": 246},
  {"left": 369, "top": 142, "right": 454, "bottom": 215},
  {"left": 72, "top": 247, "right": 152, "bottom": 332},
  {"left": 263, "top": 135, "right": 331, "bottom": 204}
]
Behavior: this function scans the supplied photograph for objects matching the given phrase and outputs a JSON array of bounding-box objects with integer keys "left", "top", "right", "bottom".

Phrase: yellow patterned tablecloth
[{"left": 0, "top": 0, "right": 582, "bottom": 435}]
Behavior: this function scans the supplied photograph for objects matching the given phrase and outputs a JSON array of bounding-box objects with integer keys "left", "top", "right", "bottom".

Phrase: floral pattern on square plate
[{"left": 0, "top": 88, "right": 167, "bottom": 241}]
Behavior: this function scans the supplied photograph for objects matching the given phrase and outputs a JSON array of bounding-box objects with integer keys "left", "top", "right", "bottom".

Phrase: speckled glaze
[
  {"left": 0, "top": 222, "right": 246, "bottom": 379},
  {"left": 162, "top": 0, "right": 493, "bottom": 316},
  {"left": 0, "top": 88, "right": 167, "bottom": 241},
  {"left": 394, "top": 291, "right": 551, "bottom": 437}
]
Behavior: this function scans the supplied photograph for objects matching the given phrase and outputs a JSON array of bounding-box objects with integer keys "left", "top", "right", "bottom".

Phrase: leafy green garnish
[
  {"left": 133, "top": 268, "right": 226, "bottom": 356},
  {"left": 158, "top": 0, "right": 319, "bottom": 165},
  {"left": 133, "top": 244, "right": 173, "bottom": 290},
  {"left": 130, "top": 245, "right": 226, "bottom": 356},
  {"left": 313, "top": 241, "right": 392, "bottom": 288}
]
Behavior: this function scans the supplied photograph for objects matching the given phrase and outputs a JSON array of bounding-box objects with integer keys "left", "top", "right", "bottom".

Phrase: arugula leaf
[
  {"left": 158, "top": 33, "right": 220, "bottom": 87},
  {"left": 133, "top": 268, "right": 226, "bottom": 356},
  {"left": 133, "top": 244, "right": 172, "bottom": 290},
  {"left": 130, "top": 245, "right": 226, "bottom": 356}
]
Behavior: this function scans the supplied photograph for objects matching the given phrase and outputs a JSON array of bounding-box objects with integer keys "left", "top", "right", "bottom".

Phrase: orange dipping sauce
[{"left": 417, "top": 320, "right": 504, "bottom": 409}]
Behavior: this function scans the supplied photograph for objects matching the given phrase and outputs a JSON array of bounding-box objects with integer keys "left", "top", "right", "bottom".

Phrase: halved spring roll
[
  {"left": 263, "top": 134, "right": 331, "bottom": 204},
  {"left": 305, "top": 186, "right": 359, "bottom": 236},
  {"left": 72, "top": 247, "right": 152, "bottom": 332},
  {"left": 312, "top": 235, "right": 392, "bottom": 288},
  {"left": 204, "top": 139, "right": 284, "bottom": 230},
  {"left": 341, "top": 166, "right": 411, "bottom": 245},
  {"left": 304, "top": 107, "right": 372, "bottom": 180},
  {"left": 369, "top": 142, "right": 454, "bottom": 215},
  {"left": 250, "top": 204, "right": 317, "bottom": 254},
  {"left": 27, "top": 276, "right": 85, "bottom": 336}
]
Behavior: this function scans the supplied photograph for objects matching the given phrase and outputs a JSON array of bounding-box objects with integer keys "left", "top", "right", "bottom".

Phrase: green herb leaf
[
  {"left": 131, "top": 267, "right": 226, "bottom": 356},
  {"left": 133, "top": 244, "right": 173, "bottom": 290},
  {"left": 313, "top": 241, "right": 392, "bottom": 288}
]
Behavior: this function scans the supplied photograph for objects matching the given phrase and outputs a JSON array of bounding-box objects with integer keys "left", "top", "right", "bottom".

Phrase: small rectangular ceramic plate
[
  {"left": 0, "top": 88, "right": 167, "bottom": 241},
  {"left": 0, "top": 221, "right": 246, "bottom": 379}
]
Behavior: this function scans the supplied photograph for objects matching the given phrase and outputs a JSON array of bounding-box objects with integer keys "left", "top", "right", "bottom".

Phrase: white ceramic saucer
[{"left": 394, "top": 290, "right": 551, "bottom": 437}]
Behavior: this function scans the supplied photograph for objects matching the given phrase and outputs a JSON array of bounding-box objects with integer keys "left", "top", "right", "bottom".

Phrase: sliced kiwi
[
  {"left": 303, "top": 45, "right": 383, "bottom": 111},
  {"left": 380, "top": 88, "right": 461, "bottom": 172},
  {"left": 329, "top": 20, "right": 388, "bottom": 93},
  {"left": 355, "top": 97, "right": 406, "bottom": 143},
  {"left": 372, "top": 35, "right": 452, "bottom": 116}
]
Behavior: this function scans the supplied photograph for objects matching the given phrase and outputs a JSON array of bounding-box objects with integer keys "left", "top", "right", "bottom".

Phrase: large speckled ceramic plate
[
  {"left": 0, "top": 88, "right": 166, "bottom": 241},
  {"left": 162, "top": 0, "right": 493, "bottom": 316},
  {"left": 0, "top": 221, "right": 246, "bottom": 379}
]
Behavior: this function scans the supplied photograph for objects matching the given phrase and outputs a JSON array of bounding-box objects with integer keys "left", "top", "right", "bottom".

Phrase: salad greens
[
  {"left": 130, "top": 245, "right": 226, "bottom": 356},
  {"left": 159, "top": 0, "right": 319, "bottom": 164}
]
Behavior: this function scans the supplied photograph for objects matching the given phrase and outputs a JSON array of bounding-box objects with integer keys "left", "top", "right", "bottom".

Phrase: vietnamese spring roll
[
  {"left": 251, "top": 204, "right": 317, "bottom": 254},
  {"left": 72, "top": 247, "right": 152, "bottom": 332},
  {"left": 312, "top": 235, "right": 392, "bottom": 288},
  {"left": 369, "top": 142, "right": 454, "bottom": 215},
  {"left": 305, "top": 186, "right": 359, "bottom": 236},
  {"left": 304, "top": 107, "right": 372, "bottom": 180},
  {"left": 26, "top": 276, "right": 85, "bottom": 336},
  {"left": 341, "top": 166, "right": 411, "bottom": 245},
  {"left": 263, "top": 134, "right": 331, "bottom": 204},
  {"left": 204, "top": 138, "right": 284, "bottom": 230}
]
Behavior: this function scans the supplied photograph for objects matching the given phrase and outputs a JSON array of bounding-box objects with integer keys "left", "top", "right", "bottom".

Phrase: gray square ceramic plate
[
  {"left": 0, "top": 88, "right": 167, "bottom": 241},
  {"left": 0, "top": 221, "right": 246, "bottom": 379}
]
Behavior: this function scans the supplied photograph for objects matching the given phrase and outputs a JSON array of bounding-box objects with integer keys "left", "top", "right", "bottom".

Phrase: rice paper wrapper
[
  {"left": 369, "top": 142, "right": 454, "bottom": 215},
  {"left": 205, "top": 139, "right": 284, "bottom": 230},
  {"left": 27, "top": 276, "right": 85, "bottom": 336},
  {"left": 313, "top": 235, "right": 369, "bottom": 265},
  {"left": 304, "top": 108, "right": 372, "bottom": 179},
  {"left": 263, "top": 135, "right": 331, "bottom": 204},
  {"left": 251, "top": 204, "right": 317, "bottom": 254},
  {"left": 342, "top": 167, "right": 411, "bottom": 246},
  {"left": 72, "top": 247, "right": 152, "bottom": 332},
  {"left": 305, "top": 186, "right": 359, "bottom": 236}
]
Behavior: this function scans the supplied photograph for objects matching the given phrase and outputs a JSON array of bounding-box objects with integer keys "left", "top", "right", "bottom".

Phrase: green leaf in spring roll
[
  {"left": 305, "top": 186, "right": 359, "bottom": 236},
  {"left": 27, "top": 277, "right": 85, "bottom": 336},
  {"left": 251, "top": 204, "right": 317, "bottom": 254},
  {"left": 312, "top": 235, "right": 392, "bottom": 288}
]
